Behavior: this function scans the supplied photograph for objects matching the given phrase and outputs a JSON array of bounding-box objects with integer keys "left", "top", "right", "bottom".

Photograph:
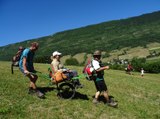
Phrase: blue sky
[{"left": 0, "top": 0, "right": 160, "bottom": 47}]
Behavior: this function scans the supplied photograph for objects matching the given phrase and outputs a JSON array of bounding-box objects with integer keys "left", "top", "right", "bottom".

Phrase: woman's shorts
[{"left": 94, "top": 79, "right": 107, "bottom": 92}]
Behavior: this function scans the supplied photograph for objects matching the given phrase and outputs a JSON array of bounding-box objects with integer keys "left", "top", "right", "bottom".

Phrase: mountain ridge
[{"left": 0, "top": 11, "right": 160, "bottom": 61}]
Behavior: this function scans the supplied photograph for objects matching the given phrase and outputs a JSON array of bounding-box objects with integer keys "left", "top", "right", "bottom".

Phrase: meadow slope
[{"left": 0, "top": 61, "right": 160, "bottom": 119}]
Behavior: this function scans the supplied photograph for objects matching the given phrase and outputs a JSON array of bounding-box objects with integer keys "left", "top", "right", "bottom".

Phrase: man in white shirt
[{"left": 92, "top": 50, "right": 117, "bottom": 107}]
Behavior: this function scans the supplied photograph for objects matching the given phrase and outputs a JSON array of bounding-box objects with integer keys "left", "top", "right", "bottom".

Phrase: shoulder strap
[{"left": 91, "top": 59, "right": 95, "bottom": 70}]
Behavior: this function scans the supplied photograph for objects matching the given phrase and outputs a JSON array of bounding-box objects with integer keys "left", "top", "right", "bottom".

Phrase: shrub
[
  {"left": 143, "top": 61, "right": 160, "bottom": 73},
  {"left": 131, "top": 57, "right": 146, "bottom": 71},
  {"left": 65, "top": 58, "right": 79, "bottom": 65},
  {"left": 110, "top": 64, "right": 125, "bottom": 70},
  {"left": 34, "top": 56, "right": 51, "bottom": 63},
  {"left": 130, "top": 57, "right": 160, "bottom": 73}
]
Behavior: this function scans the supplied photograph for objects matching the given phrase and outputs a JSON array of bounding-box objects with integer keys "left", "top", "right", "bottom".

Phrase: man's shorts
[
  {"left": 19, "top": 68, "right": 34, "bottom": 76},
  {"left": 94, "top": 79, "right": 107, "bottom": 92},
  {"left": 19, "top": 68, "right": 25, "bottom": 75}
]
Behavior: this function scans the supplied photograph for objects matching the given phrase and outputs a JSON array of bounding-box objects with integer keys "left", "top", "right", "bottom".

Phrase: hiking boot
[
  {"left": 28, "top": 87, "right": 37, "bottom": 94},
  {"left": 106, "top": 101, "right": 118, "bottom": 107},
  {"left": 92, "top": 98, "right": 99, "bottom": 104},
  {"left": 28, "top": 88, "right": 45, "bottom": 99},
  {"left": 36, "top": 90, "right": 45, "bottom": 99}
]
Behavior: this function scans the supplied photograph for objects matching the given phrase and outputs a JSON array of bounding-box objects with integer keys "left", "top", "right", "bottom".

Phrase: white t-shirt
[
  {"left": 51, "top": 59, "right": 64, "bottom": 72},
  {"left": 141, "top": 69, "right": 144, "bottom": 74},
  {"left": 92, "top": 60, "right": 100, "bottom": 70}
]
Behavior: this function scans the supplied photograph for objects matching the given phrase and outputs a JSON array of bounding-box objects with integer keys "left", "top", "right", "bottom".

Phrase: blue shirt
[{"left": 19, "top": 48, "right": 35, "bottom": 72}]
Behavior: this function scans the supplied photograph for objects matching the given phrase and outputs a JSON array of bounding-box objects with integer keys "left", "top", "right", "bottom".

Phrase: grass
[
  {"left": 50, "top": 42, "right": 160, "bottom": 64},
  {"left": 147, "top": 42, "right": 160, "bottom": 49},
  {"left": 0, "top": 61, "right": 160, "bottom": 119},
  {"left": 147, "top": 56, "right": 160, "bottom": 63},
  {"left": 73, "top": 53, "right": 86, "bottom": 64}
]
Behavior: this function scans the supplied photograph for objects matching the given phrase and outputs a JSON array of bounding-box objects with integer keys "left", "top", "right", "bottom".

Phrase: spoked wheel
[{"left": 57, "top": 83, "right": 75, "bottom": 99}]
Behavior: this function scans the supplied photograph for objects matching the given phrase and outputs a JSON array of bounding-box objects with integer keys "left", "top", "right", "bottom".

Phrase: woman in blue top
[{"left": 19, "top": 42, "right": 44, "bottom": 98}]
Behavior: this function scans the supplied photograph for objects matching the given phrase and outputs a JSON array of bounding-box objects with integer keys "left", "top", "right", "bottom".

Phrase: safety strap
[
  {"left": 72, "top": 74, "right": 87, "bottom": 80},
  {"left": 30, "top": 72, "right": 52, "bottom": 81}
]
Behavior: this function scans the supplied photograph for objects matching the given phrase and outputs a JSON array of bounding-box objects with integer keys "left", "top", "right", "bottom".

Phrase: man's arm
[
  {"left": 23, "top": 57, "right": 29, "bottom": 74},
  {"left": 92, "top": 60, "right": 109, "bottom": 72},
  {"left": 96, "top": 66, "right": 109, "bottom": 72}
]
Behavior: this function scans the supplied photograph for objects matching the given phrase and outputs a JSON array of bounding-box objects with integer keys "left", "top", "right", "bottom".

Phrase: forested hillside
[{"left": 0, "top": 11, "right": 160, "bottom": 61}]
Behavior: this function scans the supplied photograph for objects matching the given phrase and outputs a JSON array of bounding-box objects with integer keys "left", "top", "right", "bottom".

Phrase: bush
[
  {"left": 130, "top": 57, "right": 160, "bottom": 73},
  {"left": 65, "top": 58, "right": 79, "bottom": 65},
  {"left": 110, "top": 64, "right": 125, "bottom": 70},
  {"left": 143, "top": 61, "right": 160, "bottom": 73},
  {"left": 34, "top": 56, "right": 51, "bottom": 63},
  {"left": 131, "top": 57, "right": 146, "bottom": 71}
]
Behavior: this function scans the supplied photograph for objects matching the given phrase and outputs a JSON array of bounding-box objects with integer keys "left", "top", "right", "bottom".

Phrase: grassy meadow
[{"left": 0, "top": 61, "right": 160, "bottom": 119}]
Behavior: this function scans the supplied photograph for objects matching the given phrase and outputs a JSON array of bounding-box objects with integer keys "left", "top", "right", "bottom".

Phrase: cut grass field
[
  {"left": 147, "top": 56, "right": 160, "bottom": 63},
  {"left": 0, "top": 61, "right": 160, "bottom": 119}
]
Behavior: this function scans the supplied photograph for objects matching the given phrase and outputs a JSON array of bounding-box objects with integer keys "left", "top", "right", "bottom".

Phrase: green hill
[{"left": 0, "top": 11, "right": 160, "bottom": 61}]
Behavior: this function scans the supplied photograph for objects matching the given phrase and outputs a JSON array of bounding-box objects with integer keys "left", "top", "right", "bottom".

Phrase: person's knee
[
  {"left": 102, "top": 91, "right": 108, "bottom": 95},
  {"left": 96, "top": 91, "right": 100, "bottom": 95},
  {"left": 34, "top": 75, "right": 38, "bottom": 80},
  {"left": 28, "top": 74, "right": 38, "bottom": 82}
]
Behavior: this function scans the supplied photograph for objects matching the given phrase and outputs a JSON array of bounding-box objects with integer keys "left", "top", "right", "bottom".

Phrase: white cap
[{"left": 52, "top": 51, "right": 62, "bottom": 57}]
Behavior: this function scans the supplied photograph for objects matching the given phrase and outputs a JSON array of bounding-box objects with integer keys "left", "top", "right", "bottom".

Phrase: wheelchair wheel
[{"left": 57, "top": 82, "right": 75, "bottom": 99}]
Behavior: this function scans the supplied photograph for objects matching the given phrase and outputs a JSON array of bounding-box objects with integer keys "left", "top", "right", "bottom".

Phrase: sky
[{"left": 0, "top": 0, "right": 160, "bottom": 47}]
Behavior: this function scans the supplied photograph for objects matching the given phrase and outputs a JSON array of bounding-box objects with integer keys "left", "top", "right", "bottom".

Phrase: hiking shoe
[
  {"left": 28, "top": 88, "right": 45, "bottom": 99},
  {"left": 92, "top": 98, "right": 99, "bottom": 104},
  {"left": 28, "top": 87, "right": 37, "bottom": 95},
  {"left": 36, "top": 90, "right": 45, "bottom": 99},
  {"left": 107, "top": 101, "right": 118, "bottom": 107}
]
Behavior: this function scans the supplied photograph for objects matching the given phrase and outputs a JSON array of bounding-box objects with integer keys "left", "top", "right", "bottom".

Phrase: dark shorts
[
  {"left": 94, "top": 79, "right": 107, "bottom": 92},
  {"left": 19, "top": 68, "right": 34, "bottom": 76}
]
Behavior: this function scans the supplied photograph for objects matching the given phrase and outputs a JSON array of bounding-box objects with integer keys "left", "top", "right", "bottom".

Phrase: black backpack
[{"left": 11, "top": 46, "right": 24, "bottom": 74}]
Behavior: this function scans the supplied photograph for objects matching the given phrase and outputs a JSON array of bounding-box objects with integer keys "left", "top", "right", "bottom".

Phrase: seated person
[{"left": 51, "top": 51, "right": 83, "bottom": 88}]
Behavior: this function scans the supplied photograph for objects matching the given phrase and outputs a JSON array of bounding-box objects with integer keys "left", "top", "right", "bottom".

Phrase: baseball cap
[{"left": 52, "top": 51, "right": 62, "bottom": 57}]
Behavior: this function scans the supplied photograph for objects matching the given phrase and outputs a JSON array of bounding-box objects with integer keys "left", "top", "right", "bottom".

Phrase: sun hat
[{"left": 52, "top": 51, "right": 62, "bottom": 57}]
